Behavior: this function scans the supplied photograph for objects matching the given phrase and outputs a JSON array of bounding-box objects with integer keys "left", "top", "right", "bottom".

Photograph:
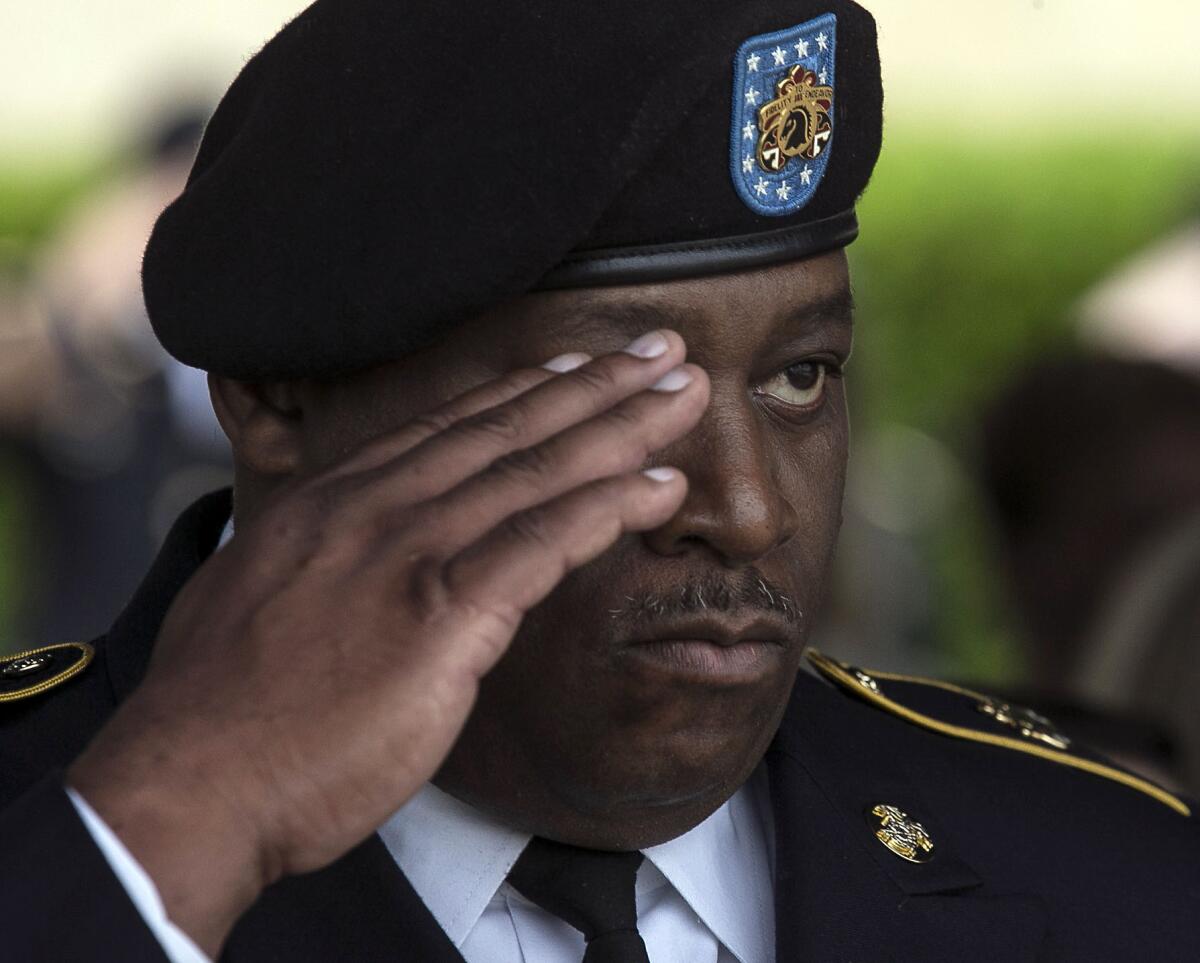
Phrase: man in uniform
[{"left": 3, "top": 1, "right": 1198, "bottom": 961}]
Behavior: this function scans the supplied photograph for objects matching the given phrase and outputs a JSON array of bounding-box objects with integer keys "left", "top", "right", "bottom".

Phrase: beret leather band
[{"left": 536, "top": 210, "right": 858, "bottom": 290}]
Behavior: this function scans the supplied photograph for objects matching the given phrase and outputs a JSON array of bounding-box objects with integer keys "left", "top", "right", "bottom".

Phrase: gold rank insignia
[
  {"left": 976, "top": 695, "right": 1070, "bottom": 750},
  {"left": 0, "top": 642, "right": 94, "bottom": 703},
  {"left": 805, "top": 648, "right": 1192, "bottom": 817},
  {"left": 867, "top": 803, "right": 935, "bottom": 863}
]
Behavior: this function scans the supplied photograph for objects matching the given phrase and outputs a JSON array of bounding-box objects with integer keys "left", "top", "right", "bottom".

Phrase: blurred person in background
[
  {"left": 12, "top": 105, "right": 231, "bottom": 647},
  {"left": 980, "top": 225, "right": 1200, "bottom": 795},
  {"left": 980, "top": 355, "right": 1200, "bottom": 794}
]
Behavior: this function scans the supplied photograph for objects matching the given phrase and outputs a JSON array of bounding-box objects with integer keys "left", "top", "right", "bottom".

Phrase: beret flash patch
[{"left": 730, "top": 14, "right": 837, "bottom": 216}]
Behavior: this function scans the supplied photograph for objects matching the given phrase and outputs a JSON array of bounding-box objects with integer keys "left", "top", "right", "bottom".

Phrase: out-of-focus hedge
[
  {"left": 0, "top": 161, "right": 110, "bottom": 275},
  {"left": 0, "top": 132, "right": 1196, "bottom": 665}
]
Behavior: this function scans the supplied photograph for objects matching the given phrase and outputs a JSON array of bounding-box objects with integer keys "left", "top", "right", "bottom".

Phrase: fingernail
[
  {"left": 650, "top": 366, "right": 693, "bottom": 392},
  {"left": 642, "top": 467, "right": 679, "bottom": 483},
  {"left": 542, "top": 352, "right": 591, "bottom": 372},
  {"left": 623, "top": 331, "right": 669, "bottom": 359}
]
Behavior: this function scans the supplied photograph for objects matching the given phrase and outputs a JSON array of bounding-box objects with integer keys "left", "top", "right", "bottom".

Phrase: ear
[{"left": 208, "top": 374, "right": 305, "bottom": 476}]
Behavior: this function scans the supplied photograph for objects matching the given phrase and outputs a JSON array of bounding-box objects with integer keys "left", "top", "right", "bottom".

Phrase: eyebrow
[
  {"left": 778, "top": 288, "right": 856, "bottom": 331},
  {"left": 557, "top": 300, "right": 687, "bottom": 342}
]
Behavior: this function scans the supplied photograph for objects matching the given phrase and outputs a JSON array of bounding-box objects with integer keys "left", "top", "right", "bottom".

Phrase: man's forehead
[{"left": 528, "top": 254, "right": 853, "bottom": 343}]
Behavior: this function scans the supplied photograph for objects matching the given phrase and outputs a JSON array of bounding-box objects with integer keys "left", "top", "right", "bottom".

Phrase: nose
[{"left": 642, "top": 396, "right": 800, "bottom": 566}]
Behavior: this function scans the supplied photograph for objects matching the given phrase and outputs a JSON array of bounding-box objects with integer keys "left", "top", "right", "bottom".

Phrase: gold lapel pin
[{"left": 866, "top": 803, "right": 934, "bottom": 863}]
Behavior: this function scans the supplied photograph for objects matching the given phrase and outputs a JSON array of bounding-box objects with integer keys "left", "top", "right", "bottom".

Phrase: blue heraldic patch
[{"left": 730, "top": 14, "right": 837, "bottom": 216}]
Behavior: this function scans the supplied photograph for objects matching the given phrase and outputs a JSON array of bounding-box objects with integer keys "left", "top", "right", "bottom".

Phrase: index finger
[{"left": 349, "top": 329, "right": 687, "bottom": 504}]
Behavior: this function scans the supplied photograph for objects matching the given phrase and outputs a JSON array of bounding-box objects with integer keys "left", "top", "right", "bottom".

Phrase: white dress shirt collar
[
  {"left": 643, "top": 767, "right": 775, "bottom": 963},
  {"left": 377, "top": 768, "right": 775, "bottom": 963},
  {"left": 379, "top": 782, "right": 529, "bottom": 946}
]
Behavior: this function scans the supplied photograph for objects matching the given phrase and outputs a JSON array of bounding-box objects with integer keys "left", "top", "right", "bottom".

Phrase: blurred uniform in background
[
  {"left": 981, "top": 355, "right": 1200, "bottom": 793},
  {"left": 8, "top": 108, "right": 231, "bottom": 647}
]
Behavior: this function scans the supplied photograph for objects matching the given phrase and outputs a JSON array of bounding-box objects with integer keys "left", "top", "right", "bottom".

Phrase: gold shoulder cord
[
  {"left": 806, "top": 648, "right": 1191, "bottom": 817},
  {"left": 0, "top": 642, "right": 95, "bottom": 704}
]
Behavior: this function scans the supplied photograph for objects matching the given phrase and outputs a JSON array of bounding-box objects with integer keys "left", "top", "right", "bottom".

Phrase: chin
[
  {"left": 436, "top": 605, "right": 803, "bottom": 848},
  {"left": 537, "top": 682, "right": 791, "bottom": 847}
]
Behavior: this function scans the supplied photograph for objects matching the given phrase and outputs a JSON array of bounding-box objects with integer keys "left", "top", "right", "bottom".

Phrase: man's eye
[{"left": 756, "top": 361, "right": 830, "bottom": 408}]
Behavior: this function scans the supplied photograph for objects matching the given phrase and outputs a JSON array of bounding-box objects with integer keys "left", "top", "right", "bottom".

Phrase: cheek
[
  {"left": 781, "top": 410, "right": 849, "bottom": 521},
  {"left": 773, "top": 409, "right": 849, "bottom": 578}
]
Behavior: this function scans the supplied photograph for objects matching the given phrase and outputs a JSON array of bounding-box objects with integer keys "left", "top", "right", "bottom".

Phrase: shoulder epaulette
[
  {"left": 0, "top": 643, "right": 94, "bottom": 704},
  {"left": 805, "top": 648, "right": 1191, "bottom": 817}
]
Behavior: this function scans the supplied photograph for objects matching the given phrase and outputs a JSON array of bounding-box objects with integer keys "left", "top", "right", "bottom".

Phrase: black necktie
[{"left": 507, "top": 836, "right": 651, "bottom": 963}]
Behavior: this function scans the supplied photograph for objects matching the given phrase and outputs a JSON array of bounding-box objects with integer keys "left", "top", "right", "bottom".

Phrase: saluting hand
[{"left": 68, "top": 331, "right": 709, "bottom": 955}]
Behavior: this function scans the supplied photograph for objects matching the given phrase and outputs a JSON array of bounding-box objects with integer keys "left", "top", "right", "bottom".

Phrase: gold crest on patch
[
  {"left": 867, "top": 803, "right": 935, "bottom": 863},
  {"left": 756, "top": 65, "right": 833, "bottom": 172}
]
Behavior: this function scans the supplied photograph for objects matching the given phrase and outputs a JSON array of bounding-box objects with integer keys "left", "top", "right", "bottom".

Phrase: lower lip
[{"left": 622, "top": 639, "right": 782, "bottom": 683}]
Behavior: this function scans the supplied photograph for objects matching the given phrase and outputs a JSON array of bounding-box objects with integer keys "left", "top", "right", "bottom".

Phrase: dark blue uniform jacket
[{"left": 3, "top": 491, "right": 1199, "bottom": 961}]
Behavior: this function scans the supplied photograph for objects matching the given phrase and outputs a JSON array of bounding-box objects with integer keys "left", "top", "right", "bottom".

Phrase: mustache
[{"left": 606, "top": 568, "right": 802, "bottom": 626}]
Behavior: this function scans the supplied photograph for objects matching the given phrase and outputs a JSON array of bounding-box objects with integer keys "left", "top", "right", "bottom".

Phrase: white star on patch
[
  {"left": 772, "top": 46, "right": 787, "bottom": 66},
  {"left": 744, "top": 87, "right": 761, "bottom": 107},
  {"left": 754, "top": 177, "right": 769, "bottom": 197},
  {"left": 742, "top": 121, "right": 756, "bottom": 141},
  {"left": 816, "top": 32, "right": 828, "bottom": 51},
  {"left": 776, "top": 182, "right": 792, "bottom": 201},
  {"left": 799, "top": 164, "right": 813, "bottom": 185},
  {"left": 747, "top": 53, "right": 761, "bottom": 72},
  {"left": 794, "top": 39, "right": 809, "bottom": 58},
  {"left": 818, "top": 68, "right": 828, "bottom": 83},
  {"left": 742, "top": 155, "right": 755, "bottom": 174}
]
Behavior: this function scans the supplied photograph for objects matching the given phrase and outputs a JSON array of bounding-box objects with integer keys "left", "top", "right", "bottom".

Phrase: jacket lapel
[
  {"left": 767, "top": 670, "right": 1048, "bottom": 962},
  {"left": 222, "top": 833, "right": 464, "bottom": 963},
  {"left": 104, "top": 488, "right": 234, "bottom": 702}
]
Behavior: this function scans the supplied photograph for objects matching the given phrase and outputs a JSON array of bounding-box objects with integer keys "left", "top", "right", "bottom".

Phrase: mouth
[{"left": 618, "top": 615, "right": 791, "bottom": 684}]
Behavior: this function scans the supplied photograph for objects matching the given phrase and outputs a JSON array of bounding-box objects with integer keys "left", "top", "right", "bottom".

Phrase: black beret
[{"left": 143, "top": 0, "right": 882, "bottom": 379}]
